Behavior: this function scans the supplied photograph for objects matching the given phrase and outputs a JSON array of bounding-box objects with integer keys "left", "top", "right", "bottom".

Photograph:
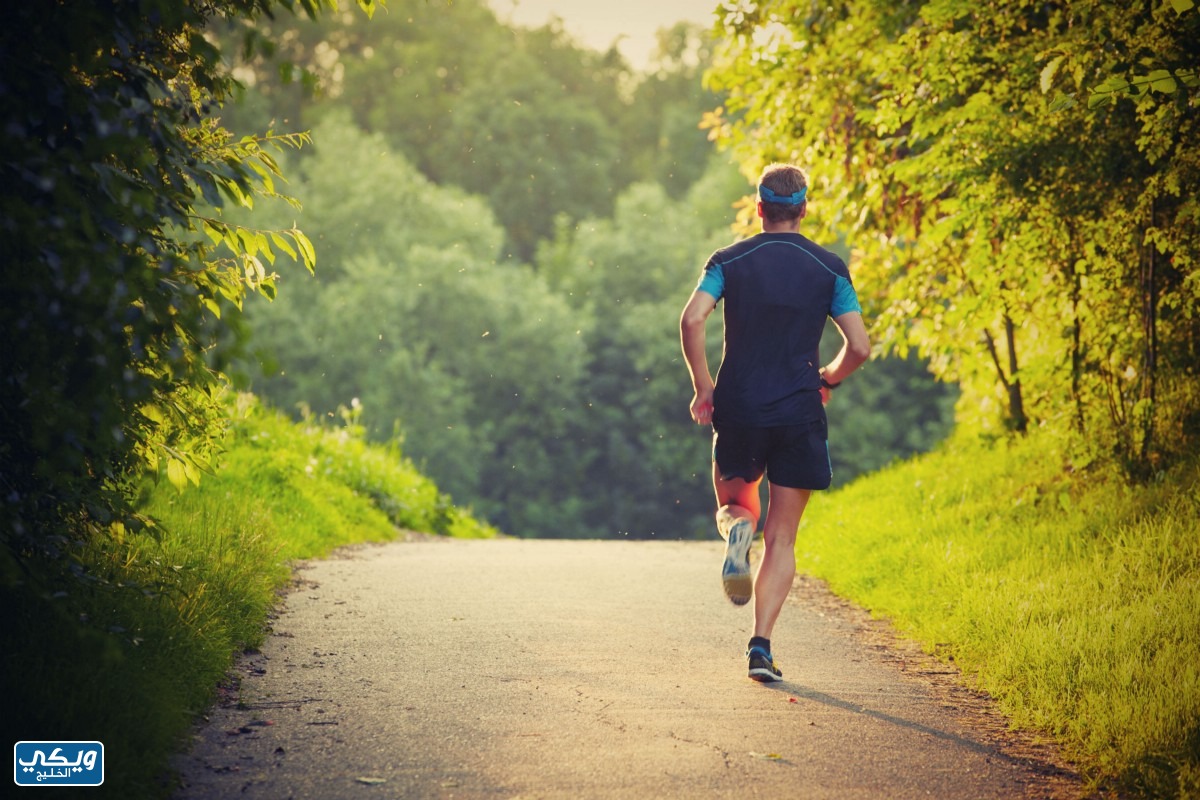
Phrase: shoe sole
[
  {"left": 748, "top": 667, "right": 783, "bottom": 682},
  {"left": 721, "top": 518, "right": 754, "bottom": 605}
]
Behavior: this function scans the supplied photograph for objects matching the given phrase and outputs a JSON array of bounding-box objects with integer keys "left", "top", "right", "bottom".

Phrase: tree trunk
[
  {"left": 982, "top": 318, "right": 1028, "bottom": 435},
  {"left": 1139, "top": 210, "right": 1158, "bottom": 467},
  {"left": 1065, "top": 231, "right": 1085, "bottom": 433},
  {"left": 1004, "top": 313, "right": 1028, "bottom": 434}
]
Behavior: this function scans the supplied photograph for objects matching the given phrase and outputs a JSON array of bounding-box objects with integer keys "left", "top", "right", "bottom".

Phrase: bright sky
[{"left": 487, "top": 0, "right": 720, "bottom": 70}]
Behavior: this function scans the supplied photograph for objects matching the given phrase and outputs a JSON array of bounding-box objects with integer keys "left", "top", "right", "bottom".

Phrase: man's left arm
[{"left": 820, "top": 311, "right": 870, "bottom": 404}]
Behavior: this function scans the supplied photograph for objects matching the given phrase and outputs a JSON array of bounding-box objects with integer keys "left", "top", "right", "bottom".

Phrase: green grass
[
  {"left": 0, "top": 396, "right": 494, "bottom": 799},
  {"left": 800, "top": 432, "right": 1200, "bottom": 798}
]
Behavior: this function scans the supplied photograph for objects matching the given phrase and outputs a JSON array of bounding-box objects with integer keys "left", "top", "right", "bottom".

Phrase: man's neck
[{"left": 761, "top": 220, "right": 801, "bottom": 234}]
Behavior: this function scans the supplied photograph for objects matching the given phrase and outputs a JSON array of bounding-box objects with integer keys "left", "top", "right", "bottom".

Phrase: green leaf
[
  {"left": 293, "top": 229, "right": 317, "bottom": 272},
  {"left": 183, "top": 460, "right": 201, "bottom": 487},
  {"left": 1040, "top": 55, "right": 1065, "bottom": 94},
  {"left": 237, "top": 227, "right": 259, "bottom": 256},
  {"left": 202, "top": 220, "right": 224, "bottom": 247},
  {"left": 166, "top": 459, "right": 188, "bottom": 493},
  {"left": 222, "top": 227, "right": 242, "bottom": 255},
  {"left": 270, "top": 232, "right": 298, "bottom": 261},
  {"left": 247, "top": 159, "right": 276, "bottom": 195},
  {"left": 1048, "top": 92, "right": 1077, "bottom": 112},
  {"left": 256, "top": 232, "right": 274, "bottom": 265},
  {"left": 243, "top": 253, "right": 266, "bottom": 286},
  {"left": 256, "top": 150, "right": 281, "bottom": 175},
  {"left": 1170, "top": 0, "right": 1194, "bottom": 14},
  {"left": 220, "top": 177, "right": 254, "bottom": 209},
  {"left": 1147, "top": 69, "right": 1178, "bottom": 93}
]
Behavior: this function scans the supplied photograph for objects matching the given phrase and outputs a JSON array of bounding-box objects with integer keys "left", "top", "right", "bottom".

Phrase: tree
[
  {"left": 221, "top": 9, "right": 958, "bottom": 538},
  {"left": 233, "top": 115, "right": 593, "bottom": 535},
  {"left": 627, "top": 22, "right": 725, "bottom": 194},
  {"left": 217, "top": 3, "right": 733, "bottom": 264},
  {"left": 430, "top": 57, "right": 621, "bottom": 261},
  {"left": 706, "top": 0, "right": 1200, "bottom": 474},
  {"left": 536, "top": 168, "right": 750, "bottom": 538},
  {"left": 0, "top": 0, "right": 377, "bottom": 566}
]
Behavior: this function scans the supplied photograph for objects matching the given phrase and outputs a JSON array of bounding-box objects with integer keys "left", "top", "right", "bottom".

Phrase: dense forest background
[
  {"left": 210, "top": 0, "right": 955, "bottom": 538},
  {"left": 5, "top": 0, "right": 1193, "bottom": 550}
]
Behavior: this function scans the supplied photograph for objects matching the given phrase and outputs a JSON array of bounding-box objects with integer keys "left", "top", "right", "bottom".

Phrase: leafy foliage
[
  {"left": 216, "top": 0, "right": 723, "bottom": 260},
  {"left": 232, "top": 118, "right": 954, "bottom": 538},
  {"left": 0, "top": 0, "right": 383, "bottom": 565},
  {"left": 706, "top": 0, "right": 1200, "bottom": 476},
  {"left": 1, "top": 394, "right": 490, "bottom": 800}
]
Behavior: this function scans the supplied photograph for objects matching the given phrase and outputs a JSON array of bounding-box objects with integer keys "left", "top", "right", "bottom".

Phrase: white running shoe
[{"left": 721, "top": 518, "right": 754, "bottom": 605}]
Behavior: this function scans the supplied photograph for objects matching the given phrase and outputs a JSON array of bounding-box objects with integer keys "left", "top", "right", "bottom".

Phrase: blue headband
[{"left": 759, "top": 185, "right": 807, "bottom": 205}]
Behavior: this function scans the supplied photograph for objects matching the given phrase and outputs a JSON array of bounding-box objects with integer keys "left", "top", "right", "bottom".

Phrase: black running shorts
[{"left": 712, "top": 417, "right": 832, "bottom": 490}]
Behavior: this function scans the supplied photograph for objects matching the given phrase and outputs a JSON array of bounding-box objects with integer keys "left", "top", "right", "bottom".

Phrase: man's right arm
[{"left": 680, "top": 290, "right": 718, "bottom": 425}]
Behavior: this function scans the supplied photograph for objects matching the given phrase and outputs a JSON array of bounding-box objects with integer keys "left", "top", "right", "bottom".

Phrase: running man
[{"left": 680, "top": 163, "right": 870, "bottom": 682}]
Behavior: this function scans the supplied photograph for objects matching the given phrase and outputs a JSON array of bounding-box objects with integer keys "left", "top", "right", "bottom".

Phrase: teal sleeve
[
  {"left": 696, "top": 262, "right": 724, "bottom": 300},
  {"left": 831, "top": 275, "right": 861, "bottom": 317}
]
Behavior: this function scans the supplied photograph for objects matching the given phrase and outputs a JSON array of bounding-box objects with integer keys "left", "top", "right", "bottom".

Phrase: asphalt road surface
[{"left": 173, "top": 538, "right": 1083, "bottom": 799}]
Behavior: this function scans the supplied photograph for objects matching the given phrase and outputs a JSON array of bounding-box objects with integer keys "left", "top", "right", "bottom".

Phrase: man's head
[{"left": 757, "top": 163, "right": 808, "bottom": 225}]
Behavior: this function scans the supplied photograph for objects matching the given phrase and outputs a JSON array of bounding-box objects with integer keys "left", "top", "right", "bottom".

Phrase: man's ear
[
  {"left": 756, "top": 201, "right": 764, "bottom": 219},
  {"left": 799, "top": 201, "right": 808, "bottom": 220}
]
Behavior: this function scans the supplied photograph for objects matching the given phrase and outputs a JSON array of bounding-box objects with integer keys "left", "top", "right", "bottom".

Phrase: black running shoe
[
  {"left": 721, "top": 518, "right": 754, "bottom": 605},
  {"left": 747, "top": 646, "right": 783, "bottom": 682}
]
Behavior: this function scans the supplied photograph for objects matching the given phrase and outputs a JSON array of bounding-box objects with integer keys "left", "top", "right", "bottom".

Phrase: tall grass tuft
[
  {"left": 800, "top": 433, "right": 1200, "bottom": 797},
  {"left": 1, "top": 395, "right": 495, "bottom": 799}
]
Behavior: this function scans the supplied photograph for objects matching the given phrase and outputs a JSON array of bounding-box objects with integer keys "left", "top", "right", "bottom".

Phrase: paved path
[{"left": 173, "top": 539, "right": 1082, "bottom": 799}]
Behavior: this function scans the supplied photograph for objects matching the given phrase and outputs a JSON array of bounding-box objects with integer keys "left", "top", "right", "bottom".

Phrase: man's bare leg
[
  {"left": 712, "top": 463, "right": 761, "bottom": 536},
  {"left": 712, "top": 465, "right": 761, "bottom": 604},
  {"left": 753, "top": 483, "right": 811, "bottom": 639}
]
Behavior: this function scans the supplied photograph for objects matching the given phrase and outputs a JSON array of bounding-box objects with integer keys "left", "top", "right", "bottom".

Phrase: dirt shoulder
[{"left": 788, "top": 573, "right": 1091, "bottom": 797}]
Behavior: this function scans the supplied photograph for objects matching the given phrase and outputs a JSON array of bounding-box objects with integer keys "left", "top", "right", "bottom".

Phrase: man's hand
[
  {"left": 690, "top": 388, "right": 714, "bottom": 425},
  {"left": 819, "top": 385, "right": 831, "bottom": 406}
]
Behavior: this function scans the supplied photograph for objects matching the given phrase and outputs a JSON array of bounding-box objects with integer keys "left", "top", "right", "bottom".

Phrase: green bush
[{"left": 0, "top": 394, "right": 492, "bottom": 799}]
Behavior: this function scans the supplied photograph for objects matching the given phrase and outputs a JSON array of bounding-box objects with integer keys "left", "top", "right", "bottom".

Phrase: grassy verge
[
  {"left": 799, "top": 432, "right": 1200, "bottom": 798},
  {"left": 0, "top": 396, "right": 495, "bottom": 799}
]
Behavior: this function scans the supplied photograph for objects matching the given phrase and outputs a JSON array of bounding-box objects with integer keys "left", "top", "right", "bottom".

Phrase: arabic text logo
[{"left": 14, "top": 742, "right": 104, "bottom": 787}]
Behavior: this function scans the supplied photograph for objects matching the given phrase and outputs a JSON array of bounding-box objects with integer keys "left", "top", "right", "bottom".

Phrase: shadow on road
[{"left": 763, "top": 682, "right": 998, "bottom": 757}]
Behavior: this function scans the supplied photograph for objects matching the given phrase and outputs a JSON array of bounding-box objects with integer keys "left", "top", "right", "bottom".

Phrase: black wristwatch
[{"left": 819, "top": 369, "right": 840, "bottom": 390}]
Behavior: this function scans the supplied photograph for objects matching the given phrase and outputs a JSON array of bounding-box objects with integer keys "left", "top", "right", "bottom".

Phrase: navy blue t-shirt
[{"left": 696, "top": 232, "right": 861, "bottom": 428}]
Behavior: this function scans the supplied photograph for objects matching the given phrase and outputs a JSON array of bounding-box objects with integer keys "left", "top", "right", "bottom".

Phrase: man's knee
[{"left": 762, "top": 526, "right": 798, "bottom": 550}]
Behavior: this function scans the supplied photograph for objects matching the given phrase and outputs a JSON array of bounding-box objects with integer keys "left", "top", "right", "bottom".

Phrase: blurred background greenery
[{"left": 210, "top": 1, "right": 956, "bottom": 539}]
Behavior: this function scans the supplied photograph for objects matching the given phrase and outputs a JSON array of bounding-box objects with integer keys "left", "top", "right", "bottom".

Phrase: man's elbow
[
  {"left": 848, "top": 337, "right": 871, "bottom": 366},
  {"left": 680, "top": 310, "right": 706, "bottom": 336}
]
